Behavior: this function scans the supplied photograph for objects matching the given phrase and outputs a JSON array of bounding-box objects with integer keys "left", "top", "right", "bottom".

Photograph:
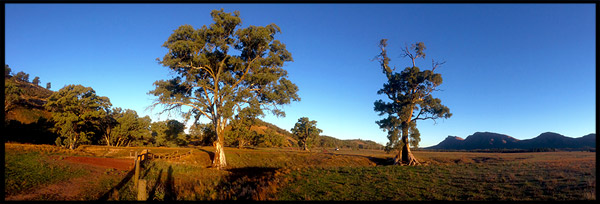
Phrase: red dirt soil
[
  {"left": 7, "top": 156, "right": 132, "bottom": 201},
  {"left": 63, "top": 156, "right": 134, "bottom": 171}
]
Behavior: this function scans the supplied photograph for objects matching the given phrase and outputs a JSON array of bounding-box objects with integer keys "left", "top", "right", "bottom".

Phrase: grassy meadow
[{"left": 4, "top": 143, "right": 596, "bottom": 201}]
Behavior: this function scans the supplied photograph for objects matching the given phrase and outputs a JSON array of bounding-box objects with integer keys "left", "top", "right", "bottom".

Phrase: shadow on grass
[
  {"left": 147, "top": 169, "right": 163, "bottom": 201},
  {"left": 98, "top": 157, "right": 154, "bottom": 201},
  {"left": 216, "top": 167, "right": 280, "bottom": 200},
  {"left": 366, "top": 156, "right": 394, "bottom": 165},
  {"left": 165, "top": 166, "right": 176, "bottom": 200},
  {"left": 322, "top": 152, "right": 394, "bottom": 166},
  {"left": 97, "top": 168, "right": 135, "bottom": 201},
  {"left": 196, "top": 148, "right": 215, "bottom": 163},
  {"left": 146, "top": 165, "right": 176, "bottom": 201}
]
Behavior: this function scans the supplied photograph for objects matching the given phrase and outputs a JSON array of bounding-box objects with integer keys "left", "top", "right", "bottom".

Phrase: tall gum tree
[
  {"left": 374, "top": 39, "right": 452, "bottom": 165},
  {"left": 150, "top": 9, "right": 299, "bottom": 169}
]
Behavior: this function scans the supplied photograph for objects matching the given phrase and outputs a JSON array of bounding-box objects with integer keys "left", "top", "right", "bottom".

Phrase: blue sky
[{"left": 5, "top": 4, "right": 595, "bottom": 147}]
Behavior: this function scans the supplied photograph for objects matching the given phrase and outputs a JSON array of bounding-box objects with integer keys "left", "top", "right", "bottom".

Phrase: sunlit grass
[
  {"left": 4, "top": 143, "right": 595, "bottom": 201},
  {"left": 4, "top": 150, "right": 88, "bottom": 196}
]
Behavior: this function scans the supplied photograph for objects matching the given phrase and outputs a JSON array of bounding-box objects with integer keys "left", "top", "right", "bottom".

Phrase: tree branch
[
  {"left": 401, "top": 44, "right": 416, "bottom": 67},
  {"left": 431, "top": 59, "right": 446, "bottom": 72},
  {"left": 232, "top": 54, "right": 261, "bottom": 90},
  {"left": 154, "top": 101, "right": 212, "bottom": 120}
]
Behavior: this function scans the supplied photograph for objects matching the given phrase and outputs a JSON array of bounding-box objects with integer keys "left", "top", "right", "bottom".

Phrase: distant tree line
[
  {"left": 317, "top": 136, "right": 383, "bottom": 150},
  {"left": 5, "top": 65, "right": 45, "bottom": 86},
  {"left": 5, "top": 64, "right": 383, "bottom": 151}
]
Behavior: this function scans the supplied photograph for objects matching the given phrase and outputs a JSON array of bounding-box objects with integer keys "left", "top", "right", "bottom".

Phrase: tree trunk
[
  {"left": 70, "top": 136, "right": 76, "bottom": 150},
  {"left": 104, "top": 127, "right": 112, "bottom": 147},
  {"left": 213, "top": 140, "right": 226, "bottom": 169},
  {"left": 394, "top": 122, "right": 420, "bottom": 166},
  {"left": 401, "top": 136, "right": 420, "bottom": 166},
  {"left": 69, "top": 131, "right": 77, "bottom": 150},
  {"left": 212, "top": 121, "right": 227, "bottom": 169},
  {"left": 303, "top": 140, "right": 308, "bottom": 151}
]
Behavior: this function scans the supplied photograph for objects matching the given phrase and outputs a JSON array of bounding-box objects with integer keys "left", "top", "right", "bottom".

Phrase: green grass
[
  {"left": 4, "top": 150, "right": 88, "bottom": 196},
  {"left": 5, "top": 143, "right": 596, "bottom": 201},
  {"left": 274, "top": 157, "right": 596, "bottom": 201}
]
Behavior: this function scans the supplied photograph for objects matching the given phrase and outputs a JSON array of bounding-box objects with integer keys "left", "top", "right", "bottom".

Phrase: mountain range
[{"left": 425, "top": 132, "right": 595, "bottom": 150}]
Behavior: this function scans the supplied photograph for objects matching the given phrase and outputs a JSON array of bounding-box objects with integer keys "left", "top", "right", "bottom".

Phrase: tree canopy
[
  {"left": 32, "top": 76, "right": 40, "bottom": 86},
  {"left": 5, "top": 64, "right": 12, "bottom": 76},
  {"left": 151, "top": 119, "right": 186, "bottom": 147},
  {"left": 150, "top": 9, "right": 299, "bottom": 169},
  {"left": 101, "top": 107, "right": 152, "bottom": 147},
  {"left": 374, "top": 39, "right": 451, "bottom": 165},
  {"left": 44, "top": 84, "right": 111, "bottom": 149},
  {"left": 14, "top": 71, "right": 29, "bottom": 82},
  {"left": 4, "top": 81, "right": 22, "bottom": 115},
  {"left": 291, "top": 117, "right": 322, "bottom": 151}
]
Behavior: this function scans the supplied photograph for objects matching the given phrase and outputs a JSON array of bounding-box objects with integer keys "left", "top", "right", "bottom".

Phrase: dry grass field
[{"left": 4, "top": 143, "right": 596, "bottom": 201}]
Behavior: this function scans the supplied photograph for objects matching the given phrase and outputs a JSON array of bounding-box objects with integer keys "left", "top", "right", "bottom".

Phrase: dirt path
[
  {"left": 62, "top": 156, "right": 134, "bottom": 170},
  {"left": 5, "top": 156, "right": 133, "bottom": 201}
]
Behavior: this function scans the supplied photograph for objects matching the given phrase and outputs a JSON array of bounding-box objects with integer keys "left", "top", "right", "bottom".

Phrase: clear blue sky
[{"left": 5, "top": 4, "right": 595, "bottom": 147}]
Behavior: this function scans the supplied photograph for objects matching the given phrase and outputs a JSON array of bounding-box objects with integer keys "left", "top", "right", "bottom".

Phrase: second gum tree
[{"left": 373, "top": 39, "right": 452, "bottom": 166}]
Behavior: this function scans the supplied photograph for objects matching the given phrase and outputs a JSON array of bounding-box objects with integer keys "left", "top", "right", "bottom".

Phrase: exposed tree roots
[{"left": 393, "top": 150, "right": 421, "bottom": 166}]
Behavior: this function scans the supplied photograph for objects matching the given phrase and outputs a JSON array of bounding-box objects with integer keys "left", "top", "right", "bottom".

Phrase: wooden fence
[{"left": 130, "top": 149, "right": 193, "bottom": 201}]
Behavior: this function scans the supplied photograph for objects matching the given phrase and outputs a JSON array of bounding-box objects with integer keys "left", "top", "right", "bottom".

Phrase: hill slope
[
  {"left": 4, "top": 76, "right": 57, "bottom": 144},
  {"left": 5, "top": 76, "right": 53, "bottom": 124},
  {"left": 426, "top": 132, "right": 596, "bottom": 150}
]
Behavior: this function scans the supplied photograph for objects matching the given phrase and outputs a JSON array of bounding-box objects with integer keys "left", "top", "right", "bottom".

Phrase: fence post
[
  {"left": 134, "top": 156, "right": 140, "bottom": 188},
  {"left": 137, "top": 179, "right": 147, "bottom": 201}
]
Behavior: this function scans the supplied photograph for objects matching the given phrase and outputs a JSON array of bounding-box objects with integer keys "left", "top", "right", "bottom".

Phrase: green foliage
[
  {"left": 14, "top": 71, "right": 29, "bottom": 82},
  {"left": 151, "top": 120, "right": 187, "bottom": 147},
  {"left": 44, "top": 84, "right": 112, "bottom": 149},
  {"left": 291, "top": 117, "right": 323, "bottom": 151},
  {"left": 225, "top": 107, "right": 260, "bottom": 148},
  {"left": 4, "top": 81, "right": 22, "bottom": 114},
  {"left": 5, "top": 64, "right": 12, "bottom": 76},
  {"left": 316, "top": 136, "right": 383, "bottom": 150},
  {"left": 189, "top": 122, "right": 216, "bottom": 146},
  {"left": 4, "top": 74, "right": 53, "bottom": 101},
  {"left": 101, "top": 107, "right": 152, "bottom": 147},
  {"left": 150, "top": 9, "right": 300, "bottom": 168},
  {"left": 46, "top": 82, "right": 51, "bottom": 89},
  {"left": 32, "top": 76, "right": 40, "bottom": 86},
  {"left": 374, "top": 39, "right": 451, "bottom": 154},
  {"left": 255, "top": 128, "right": 285, "bottom": 147}
]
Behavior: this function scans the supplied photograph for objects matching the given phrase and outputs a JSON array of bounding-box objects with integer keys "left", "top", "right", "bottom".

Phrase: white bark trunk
[{"left": 212, "top": 120, "right": 227, "bottom": 169}]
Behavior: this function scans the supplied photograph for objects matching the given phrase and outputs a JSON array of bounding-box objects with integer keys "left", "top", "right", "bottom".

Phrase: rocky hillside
[{"left": 426, "top": 132, "right": 596, "bottom": 150}]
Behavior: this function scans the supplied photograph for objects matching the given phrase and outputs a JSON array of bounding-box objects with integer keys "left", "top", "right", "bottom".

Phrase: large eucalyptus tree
[
  {"left": 150, "top": 9, "right": 299, "bottom": 169},
  {"left": 374, "top": 39, "right": 452, "bottom": 165}
]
